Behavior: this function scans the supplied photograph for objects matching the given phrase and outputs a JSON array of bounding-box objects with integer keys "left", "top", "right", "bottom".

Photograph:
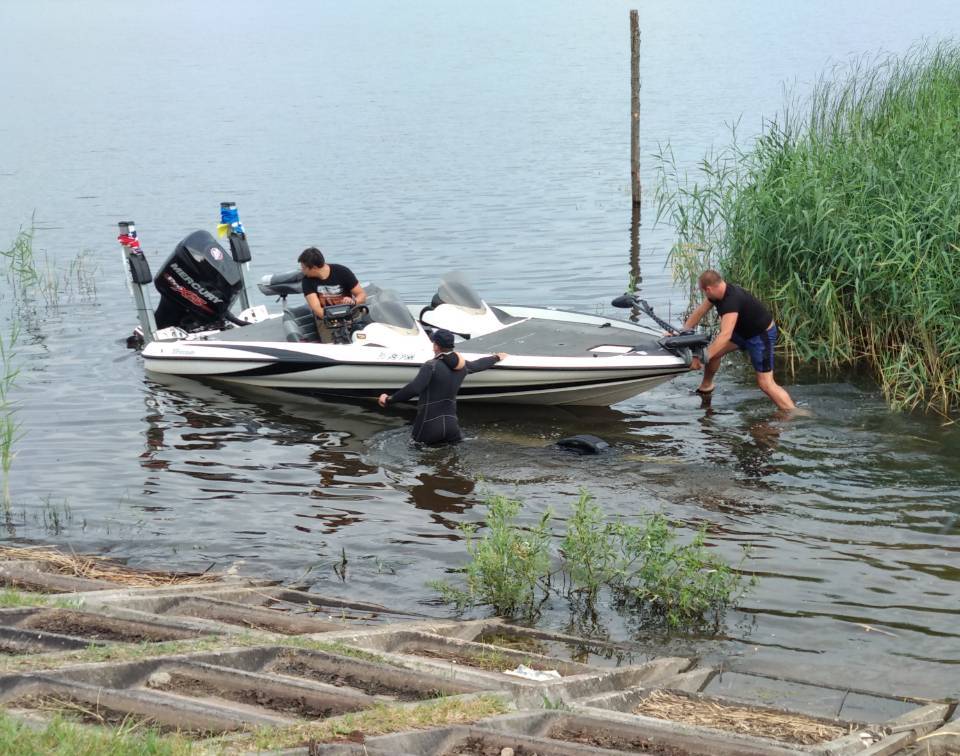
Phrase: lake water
[{"left": 1, "top": 0, "right": 958, "bottom": 700}]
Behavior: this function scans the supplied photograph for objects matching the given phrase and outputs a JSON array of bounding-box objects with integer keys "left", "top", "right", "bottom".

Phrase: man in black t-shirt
[
  {"left": 298, "top": 247, "right": 366, "bottom": 342},
  {"left": 682, "top": 270, "right": 795, "bottom": 410}
]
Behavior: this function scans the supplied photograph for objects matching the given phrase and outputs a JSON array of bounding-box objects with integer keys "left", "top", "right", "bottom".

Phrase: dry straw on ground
[
  {"left": 634, "top": 689, "right": 851, "bottom": 745},
  {"left": 0, "top": 545, "right": 221, "bottom": 587}
]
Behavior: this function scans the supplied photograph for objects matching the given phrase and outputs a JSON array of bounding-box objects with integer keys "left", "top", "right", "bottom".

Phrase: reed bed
[
  {"left": 0, "top": 323, "right": 22, "bottom": 508},
  {"left": 655, "top": 43, "right": 960, "bottom": 416},
  {"left": 634, "top": 689, "right": 851, "bottom": 745},
  {"left": 0, "top": 545, "right": 222, "bottom": 587}
]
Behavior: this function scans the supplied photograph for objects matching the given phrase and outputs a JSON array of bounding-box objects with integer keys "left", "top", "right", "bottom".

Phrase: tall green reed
[
  {"left": 2, "top": 221, "right": 98, "bottom": 308},
  {"left": 654, "top": 43, "right": 960, "bottom": 415},
  {"left": 0, "top": 323, "right": 23, "bottom": 509},
  {"left": 0, "top": 223, "right": 98, "bottom": 514}
]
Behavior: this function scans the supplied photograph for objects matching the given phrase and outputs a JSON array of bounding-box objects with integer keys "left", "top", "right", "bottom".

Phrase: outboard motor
[{"left": 153, "top": 230, "right": 244, "bottom": 331}]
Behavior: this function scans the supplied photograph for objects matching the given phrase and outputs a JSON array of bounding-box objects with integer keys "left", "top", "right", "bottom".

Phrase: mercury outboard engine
[{"left": 153, "top": 230, "right": 244, "bottom": 331}]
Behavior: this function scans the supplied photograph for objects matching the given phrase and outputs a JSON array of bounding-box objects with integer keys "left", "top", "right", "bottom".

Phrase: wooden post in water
[
  {"left": 628, "top": 10, "right": 642, "bottom": 320},
  {"left": 630, "top": 10, "right": 641, "bottom": 206}
]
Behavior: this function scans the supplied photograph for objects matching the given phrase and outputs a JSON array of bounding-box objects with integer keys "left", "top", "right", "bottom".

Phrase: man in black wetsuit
[
  {"left": 377, "top": 329, "right": 508, "bottom": 444},
  {"left": 298, "top": 247, "right": 366, "bottom": 342},
  {"left": 683, "top": 270, "right": 796, "bottom": 410}
]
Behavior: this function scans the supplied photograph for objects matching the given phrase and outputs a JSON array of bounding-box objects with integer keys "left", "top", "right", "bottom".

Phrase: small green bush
[
  {"left": 433, "top": 491, "right": 753, "bottom": 631},
  {"left": 430, "top": 494, "right": 552, "bottom": 618},
  {"left": 560, "top": 491, "right": 619, "bottom": 598}
]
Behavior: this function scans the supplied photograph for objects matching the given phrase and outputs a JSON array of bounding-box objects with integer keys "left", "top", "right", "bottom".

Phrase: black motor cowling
[{"left": 154, "top": 230, "right": 243, "bottom": 330}]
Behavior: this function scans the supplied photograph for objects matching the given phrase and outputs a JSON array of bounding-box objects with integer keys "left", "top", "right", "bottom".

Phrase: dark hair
[{"left": 298, "top": 247, "right": 325, "bottom": 269}]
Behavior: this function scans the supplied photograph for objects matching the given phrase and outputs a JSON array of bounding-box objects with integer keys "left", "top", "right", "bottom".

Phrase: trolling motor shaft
[{"left": 612, "top": 293, "right": 711, "bottom": 366}]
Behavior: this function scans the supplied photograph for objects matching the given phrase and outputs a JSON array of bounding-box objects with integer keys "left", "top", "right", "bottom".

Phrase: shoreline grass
[
  {"left": 0, "top": 712, "right": 197, "bottom": 756},
  {"left": 654, "top": 43, "right": 960, "bottom": 416},
  {"left": 0, "top": 632, "right": 383, "bottom": 676},
  {"left": 238, "top": 694, "right": 509, "bottom": 752},
  {"left": 0, "top": 588, "right": 79, "bottom": 609}
]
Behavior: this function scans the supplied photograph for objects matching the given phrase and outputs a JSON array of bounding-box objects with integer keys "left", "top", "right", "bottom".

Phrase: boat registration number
[{"left": 380, "top": 351, "right": 416, "bottom": 361}]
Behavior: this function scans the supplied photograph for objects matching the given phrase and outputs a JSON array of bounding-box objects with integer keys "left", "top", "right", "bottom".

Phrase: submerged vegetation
[
  {"left": 2, "top": 223, "right": 98, "bottom": 309},
  {"left": 432, "top": 492, "right": 752, "bottom": 630},
  {"left": 0, "top": 322, "right": 21, "bottom": 508},
  {"left": 0, "top": 224, "right": 98, "bottom": 511},
  {"left": 655, "top": 43, "right": 960, "bottom": 415}
]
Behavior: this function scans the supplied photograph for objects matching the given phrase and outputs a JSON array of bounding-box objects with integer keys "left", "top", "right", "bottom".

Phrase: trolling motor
[{"left": 611, "top": 293, "right": 711, "bottom": 366}]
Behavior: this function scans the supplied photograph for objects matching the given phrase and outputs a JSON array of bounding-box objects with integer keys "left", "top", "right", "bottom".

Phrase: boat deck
[
  {"left": 204, "top": 313, "right": 664, "bottom": 358},
  {"left": 463, "top": 319, "right": 661, "bottom": 357},
  {"left": 206, "top": 317, "right": 288, "bottom": 342}
]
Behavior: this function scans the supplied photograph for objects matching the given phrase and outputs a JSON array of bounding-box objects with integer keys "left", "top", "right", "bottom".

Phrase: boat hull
[
  {"left": 139, "top": 304, "right": 691, "bottom": 406},
  {"left": 143, "top": 344, "right": 686, "bottom": 406}
]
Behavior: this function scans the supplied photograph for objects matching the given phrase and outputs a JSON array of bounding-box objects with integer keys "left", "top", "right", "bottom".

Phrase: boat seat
[
  {"left": 259, "top": 269, "right": 304, "bottom": 299},
  {"left": 282, "top": 304, "right": 319, "bottom": 343}
]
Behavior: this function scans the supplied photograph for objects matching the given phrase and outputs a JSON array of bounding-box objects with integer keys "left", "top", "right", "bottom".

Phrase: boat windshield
[
  {"left": 366, "top": 288, "right": 417, "bottom": 330},
  {"left": 436, "top": 272, "right": 485, "bottom": 312}
]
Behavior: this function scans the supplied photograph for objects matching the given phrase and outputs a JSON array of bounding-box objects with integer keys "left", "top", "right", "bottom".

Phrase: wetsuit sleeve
[
  {"left": 387, "top": 362, "right": 434, "bottom": 404},
  {"left": 465, "top": 356, "right": 499, "bottom": 374}
]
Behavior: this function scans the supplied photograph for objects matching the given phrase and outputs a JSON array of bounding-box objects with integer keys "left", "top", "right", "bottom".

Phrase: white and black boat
[{"left": 117, "top": 207, "right": 708, "bottom": 406}]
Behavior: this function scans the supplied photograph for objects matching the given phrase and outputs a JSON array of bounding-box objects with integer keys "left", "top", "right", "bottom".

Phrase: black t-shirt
[
  {"left": 711, "top": 283, "right": 772, "bottom": 339},
  {"left": 302, "top": 264, "right": 359, "bottom": 301}
]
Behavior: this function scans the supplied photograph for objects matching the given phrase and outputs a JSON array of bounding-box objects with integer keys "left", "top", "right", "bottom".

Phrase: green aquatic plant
[
  {"left": 559, "top": 491, "right": 619, "bottom": 599},
  {"left": 2, "top": 222, "right": 98, "bottom": 307},
  {"left": 654, "top": 43, "right": 960, "bottom": 415},
  {"left": 561, "top": 493, "right": 751, "bottom": 628},
  {"left": 1, "top": 223, "right": 39, "bottom": 288},
  {"left": 433, "top": 491, "right": 752, "bottom": 631},
  {"left": 430, "top": 493, "right": 553, "bottom": 618},
  {"left": 0, "top": 225, "right": 99, "bottom": 512},
  {"left": 0, "top": 323, "right": 23, "bottom": 509},
  {"left": 607, "top": 515, "right": 753, "bottom": 629}
]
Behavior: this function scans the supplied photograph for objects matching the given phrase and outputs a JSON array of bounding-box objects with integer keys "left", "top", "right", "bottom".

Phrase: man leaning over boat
[{"left": 298, "top": 246, "right": 367, "bottom": 342}]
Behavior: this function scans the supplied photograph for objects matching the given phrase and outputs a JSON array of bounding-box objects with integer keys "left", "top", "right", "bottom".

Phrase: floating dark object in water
[{"left": 555, "top": 434, "right": 610, "bottom": 454}]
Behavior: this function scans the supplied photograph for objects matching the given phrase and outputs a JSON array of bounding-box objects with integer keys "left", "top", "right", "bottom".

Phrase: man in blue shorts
[{"left": 681, "top": 270, "right": 795, "bottom": 410}]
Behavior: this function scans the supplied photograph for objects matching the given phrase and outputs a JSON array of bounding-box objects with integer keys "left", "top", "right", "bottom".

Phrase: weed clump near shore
[
  {"left": 431, "top": 492, "right": 752, "bottom": 631},
  {"left": 656, "top": 43, "right": 960, "bottom": 416}
]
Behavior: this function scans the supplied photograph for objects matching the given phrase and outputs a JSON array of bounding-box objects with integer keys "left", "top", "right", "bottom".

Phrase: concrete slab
[
  {"left": 0, "top": 561, "right": 117, "bottom": 593},
  {"left": 0, "top": 641, "right": 510, "bottom": 745},
  {"left": 704, "top": 669, "right": 928, "bottom": 723},
  {"left": 356, "top": 715, "right": 801, "bottom": 755},
  {"left": 0, "top": 676, "right": 270, "bottom": 733},
  {"left": 89, "top": 585, "right": 424, "bottom": 633},
  {"left": 0, "top": 570, "right": 950, "bottom": 755},
  {"left": 428, "top": 618, "right": 641, "bottom": 668},
  {"left": 898, "top": 717, "right": 960, "bottom": 755},
  {"left": 207, "top": 645, "right": 491, "bottom": 700},
  {"left": 470, "top": 710, "right": 803, "bottom": 755},
  {"left": 0, "top": 626, "right": 103, "bottom": 655},
  {"left": 342, "top": 628, "right": 594, "bottom": 676},
  {"left": 0, "top": 607, "right": 203, "bottom": 643},
  {"left": 579, "top": 686, "right": 950, "bottom": 756}
]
